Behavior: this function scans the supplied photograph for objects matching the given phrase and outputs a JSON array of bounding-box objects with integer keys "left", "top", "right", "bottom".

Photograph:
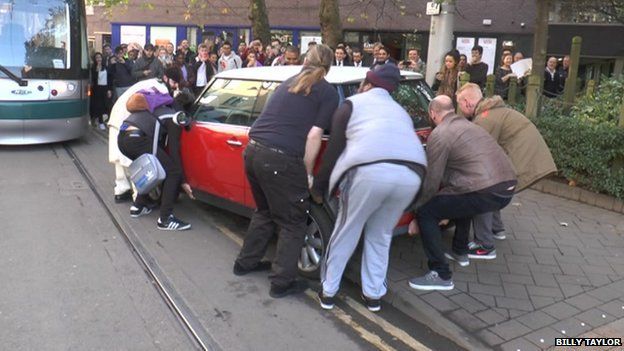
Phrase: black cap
[{"left": 144, "top": 43, "right": 155, "bottom": 51}]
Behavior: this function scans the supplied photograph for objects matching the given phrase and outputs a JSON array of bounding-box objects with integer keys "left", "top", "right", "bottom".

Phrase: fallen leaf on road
[{"left": 560, "top": 222, "right": 569, "bottom": 227}]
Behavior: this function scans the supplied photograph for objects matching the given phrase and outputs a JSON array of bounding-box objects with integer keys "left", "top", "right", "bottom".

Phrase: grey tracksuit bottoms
[
  {"left": 473, "top": 210, "right": 505, "bottom": 248},
  {"left": 321, "top": 163, "right": 421, "bottom": 299}
]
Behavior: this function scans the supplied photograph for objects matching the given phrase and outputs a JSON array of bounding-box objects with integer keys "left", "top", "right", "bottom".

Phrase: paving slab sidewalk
[{"left": 346, "top": 189, "right": 624, "bottom": 351}]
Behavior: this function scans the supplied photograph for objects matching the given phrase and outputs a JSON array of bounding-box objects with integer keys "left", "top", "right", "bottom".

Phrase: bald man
[
  {"left": 407, "top": 95, "right": 517, "bottom": 291},
  {"left": 456, "top": 83, "right": 556, "bottom": 261},
  {"left": 544, "top": 56, "right": 562, "bottom": 98}
]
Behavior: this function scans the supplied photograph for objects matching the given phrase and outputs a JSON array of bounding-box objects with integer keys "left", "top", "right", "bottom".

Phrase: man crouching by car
[
  {"left": 311, "top": 64, "right": 427, "bottom": 312},
  {"left": 407, "top": 95, "right": 517, "bottom": 291}
]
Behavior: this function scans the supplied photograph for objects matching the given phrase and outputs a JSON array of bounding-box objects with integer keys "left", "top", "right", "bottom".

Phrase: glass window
[
  {"left": 0, "top": 0, "right": 71, "bottom": 71},
  {"left": 342, "top": 79, "right": 433, "bottom": 130},
  {"left": 250, "top": 81, "right": 281, "bottom": 125},
  {"left": 270, "top": 29, "right": 293, "bottom": 46},
  {"left": 150, "top": 26, "right": 176, "bottom": 48},
  {"left": 193, "top": 79, "right": 262, "bottom": 126}
]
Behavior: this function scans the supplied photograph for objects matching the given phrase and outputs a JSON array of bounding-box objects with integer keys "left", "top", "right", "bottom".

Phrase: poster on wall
[
  {"left": 455, "top": 37, "right": 475, "bottom": 62},
  {"left": 300, "top": 36, "right": 322, "bottom": 53},
  {"left": 477, "top": 37, "right": 497, "bottom": 75},
  {"left": 120, "top": 25, "right": 146, "bottom": 46},
  {"left": 150, "top": 26, "right": 177, "bottom": 47}
]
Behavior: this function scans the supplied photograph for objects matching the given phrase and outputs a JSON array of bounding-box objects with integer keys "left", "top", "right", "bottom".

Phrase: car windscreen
[{"left": 342, "top": 79, "right": 433, "bottom": 130}]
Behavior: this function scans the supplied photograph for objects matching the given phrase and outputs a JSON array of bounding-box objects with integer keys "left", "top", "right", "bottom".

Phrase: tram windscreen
[{"left": 0, "top": 0, "right": 73, "bottom": 78}]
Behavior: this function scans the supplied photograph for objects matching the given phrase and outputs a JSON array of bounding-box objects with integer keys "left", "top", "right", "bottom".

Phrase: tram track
[{"left": 63, "top": 139, "right": 222, "bottom": 351}]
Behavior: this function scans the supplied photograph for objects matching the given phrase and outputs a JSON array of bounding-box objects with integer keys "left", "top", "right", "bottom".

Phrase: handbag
[{"left": 128, "top": 117, "right": 166, "bottom": 195}]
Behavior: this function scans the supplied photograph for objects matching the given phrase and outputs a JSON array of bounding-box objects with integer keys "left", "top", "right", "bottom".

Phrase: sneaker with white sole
[
  {"left": 130, "top": 205, "right": 152, "bottom": 218},
  {"left": 361, "top": 294, "right": 381, "bottom": 312},
  {"left": 493, "top": 231, "right": 506, "bottom": 240},
  {"left": 408, "top": 271, "right": 454, "bottom": 291},
  {"left": 318, "top": 291, "right": 335, "bottom": 310},
  {"left": 444, "top": 252, "right": 470, "bottom": 267},
  {"left": 157, "top": 214, "right": 191, "bottom": 231},
  {"left": 467, "top": 245, "right": 497, "bottom": 259}
]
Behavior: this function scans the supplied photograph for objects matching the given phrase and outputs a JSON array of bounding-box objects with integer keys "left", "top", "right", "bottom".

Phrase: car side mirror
[{"left": 173, "top": 111, "right": 190, "bottom": 127}]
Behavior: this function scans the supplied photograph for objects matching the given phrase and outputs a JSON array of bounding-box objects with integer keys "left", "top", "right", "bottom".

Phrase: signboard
[
  {"left": 477, "top": 37, "right": 497, "bottom": 75},
  {"left": 426, "top": 2, "right": 441, "bottom": 15},
  {"left": 120, "top": 25, "right": 146, "bottom": 46},
  {"left": 456, "top": 37, "right": 475, "bottom": 62},
  {"left": 150, "top": 26, "right": 177, "bottom": 47},
  {"left": 301, "top": 36, "right": 322, "bottom": 53}
]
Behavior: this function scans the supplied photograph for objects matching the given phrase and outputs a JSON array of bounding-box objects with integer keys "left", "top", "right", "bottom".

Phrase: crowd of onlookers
[
  {"left": 90, "top": 37, "right": 572, "bottom": 129},
  {"left": 431, "top": 45, "right": 572, "bottom": 104}
]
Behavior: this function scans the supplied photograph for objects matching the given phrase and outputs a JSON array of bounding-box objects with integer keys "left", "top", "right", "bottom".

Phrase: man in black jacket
[
  {"left": 191, "top": 44, "right": 215, "bottom": 97},
  {"left": 109, "top": 46, "right": 136, "bottom": 100}
]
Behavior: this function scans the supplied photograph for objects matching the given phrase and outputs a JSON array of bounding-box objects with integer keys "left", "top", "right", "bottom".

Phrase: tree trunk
[
  {"left": 531, "top": 0, "right": 550, "bottom": 87},
  {"left": 249, "top": 0, "right": 271, "bottom": 45},
  {"left": 319, "top": 0, "right": 342, "bottom": 48}
]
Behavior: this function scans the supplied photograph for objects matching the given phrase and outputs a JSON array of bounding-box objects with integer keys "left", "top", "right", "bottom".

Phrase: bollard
[
  {"left": 508, "top": 76, "right": 518, "bottom": 105},
  {"left": 459, "top": 72, "right": 470, "bottom": 87},
  {"left": 485, "top": 74, "right": 495, "bottom": 97},
  {"left": 620, "top": 95, "right": 624, "bottom": 128},
  {"left": 525, "top": 75, "right": 541, "bottom": 119},
  {"left": 586, "top": 79, "right": 595, "bottom": 98},
  {"left": 563, "top": 36, "right": 582, "bottom": 108}
]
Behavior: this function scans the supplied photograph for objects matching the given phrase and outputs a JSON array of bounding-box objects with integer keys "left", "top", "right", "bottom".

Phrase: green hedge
[{"left": 531, "top": 77, "right": 624, "bottom": 199}]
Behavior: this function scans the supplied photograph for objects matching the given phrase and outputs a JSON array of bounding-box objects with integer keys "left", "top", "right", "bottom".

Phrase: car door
[
  {"left": 242, "top": 80, "right": 281, "bottom": 208},
  {"left": 181, "top": 78, "right": 262, "bottom": 206}
]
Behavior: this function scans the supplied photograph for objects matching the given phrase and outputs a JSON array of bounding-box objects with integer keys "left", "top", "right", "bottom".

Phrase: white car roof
[{"left": 213, "top": 66, "right": 423, "bottom": 84}]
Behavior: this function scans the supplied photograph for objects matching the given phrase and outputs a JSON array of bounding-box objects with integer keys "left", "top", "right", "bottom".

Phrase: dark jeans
[
  {"left": 417, "top": 187, "right": 514, "bottom": 280},
  {"left": 117, "top": 131, "right": 182, "bottom": 219},
  {"left": 236, "top": 143, "right": 310, "bottom": 288}
]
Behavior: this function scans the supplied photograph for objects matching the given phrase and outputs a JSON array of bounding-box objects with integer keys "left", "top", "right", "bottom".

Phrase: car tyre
[{"left": 298, "top": 203, "right": 333, "bottom": 279}]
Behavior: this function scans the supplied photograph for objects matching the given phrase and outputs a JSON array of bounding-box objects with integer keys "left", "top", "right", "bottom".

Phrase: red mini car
[{"left": 180, "top": 66, "right": 433, "bottom": 277}]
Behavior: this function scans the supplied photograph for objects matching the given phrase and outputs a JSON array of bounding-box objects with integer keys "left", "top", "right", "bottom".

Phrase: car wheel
[{"left": 298, "top": 203, "right": 333, "bottom": 279}]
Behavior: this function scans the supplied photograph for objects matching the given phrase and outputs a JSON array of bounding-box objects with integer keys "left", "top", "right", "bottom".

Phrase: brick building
[{"left": 87, "top": 0, "right": 623, "bottom": 77}]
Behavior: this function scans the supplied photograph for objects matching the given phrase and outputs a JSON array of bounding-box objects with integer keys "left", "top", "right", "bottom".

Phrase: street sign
[{"left": 426, "top": 2, "right": 441, "bottom": 15}]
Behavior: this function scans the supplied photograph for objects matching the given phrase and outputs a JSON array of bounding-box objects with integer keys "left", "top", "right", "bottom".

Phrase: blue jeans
[{"left": 417, "top": 186, "right": 514, "bottom": 280}]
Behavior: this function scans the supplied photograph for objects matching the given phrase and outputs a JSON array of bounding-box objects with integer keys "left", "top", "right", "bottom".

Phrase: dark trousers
[
  {"left": 117, "top": 132, "right": 182, "bottom": 219},
  {"left": 417, "top": 187, "right": 514, "bottom": 280},
  {"left": 236, "top": 144, "right": 310, "bottom": 288}
]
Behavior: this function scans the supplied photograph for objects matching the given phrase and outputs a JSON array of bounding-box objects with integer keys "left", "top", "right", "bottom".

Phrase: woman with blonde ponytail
[{"left": 234, "top": 44, "right": 339, "bottom": 299}]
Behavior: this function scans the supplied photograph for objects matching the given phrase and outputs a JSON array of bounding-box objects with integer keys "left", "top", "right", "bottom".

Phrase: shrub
[{"left": 532, "top": 79, "right": 624, "bottom": 199}]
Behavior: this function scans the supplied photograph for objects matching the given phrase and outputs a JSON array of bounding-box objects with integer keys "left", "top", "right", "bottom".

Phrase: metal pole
[{"left": 424, "top": 1, "right": 455, "bottom": 86}]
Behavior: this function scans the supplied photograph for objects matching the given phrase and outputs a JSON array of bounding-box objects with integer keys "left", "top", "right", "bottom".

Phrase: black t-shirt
[
  {"left": 466, "top": 62, "right": 489, "bottom": 88},
  {"left": 249, "top": 72, "right": 339, "bottom": 156}
]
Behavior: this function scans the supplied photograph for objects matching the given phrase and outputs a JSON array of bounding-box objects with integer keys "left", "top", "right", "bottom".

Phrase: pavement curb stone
[{"left": 532, "top": 178, "right": 624, "bottom": 214}]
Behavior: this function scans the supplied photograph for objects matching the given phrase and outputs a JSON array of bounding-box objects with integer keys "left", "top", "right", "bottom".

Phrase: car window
[
  {"left": 342, "top": 79, "right": 433, "bottom": 130},
  {"left": 250, "top": 81, "right": 280, "bottom": 126},
  {"left": 193, "top": 78, "right": 262, "bottom": 126}
]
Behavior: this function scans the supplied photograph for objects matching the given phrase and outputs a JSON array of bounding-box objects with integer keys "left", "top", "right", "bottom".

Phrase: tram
[{"left": 0, "top": 0, "right": 90, "bottom": 145}]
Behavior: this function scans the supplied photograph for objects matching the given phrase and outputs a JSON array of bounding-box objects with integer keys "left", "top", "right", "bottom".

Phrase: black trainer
[
  {"left": 269, "top": 280, "right": 308, "bottom": 298},
  {"left": 318, "top": 291, "right": 335, "bottom": 310},
  {"left": 114, "top": 189, "right": 133, "bottom": 203},
  {"left": 361, "top": 294, "right": 381, "bottom": 312},
  {"left": 157, "top": 215, "right": 191, "bottom": 231},
  {"left": 233, "top": 261, "right": 272, "bottom": 276},
  {"left": 130, "top": 205, "right": 151, "bottom": 218}
]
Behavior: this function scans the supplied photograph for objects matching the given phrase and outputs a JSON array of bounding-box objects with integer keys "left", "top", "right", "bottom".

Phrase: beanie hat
[
  {"left": 126, "top": 93, "right": 149, "bottom": 113},
  {"left": 366, "top": 63, "right": 401, "bottom": 92}
]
